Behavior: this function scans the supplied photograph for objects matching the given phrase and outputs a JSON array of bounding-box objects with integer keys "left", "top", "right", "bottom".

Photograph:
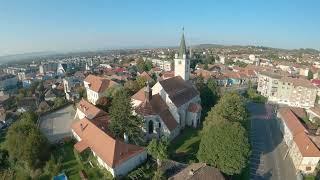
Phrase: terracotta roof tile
[
  {"left": 132, "top": 88, "right": 146, "bottom": 102},
  {"left": 139, "top": 71, "right": 153, "bottom": 82},
  {"left": 279, "top": 108, "right": 320, "bottom": 157},
  {"left": 84, "top": 74, "right": 118, "bottom": 93},
  {"left": 72, "top": 118, "right": 145, "bottom": 168},
  {"left": 169, "top": 163, "right": 225, "bottom": 180},
  {"left": 77, "top": 99, "right": 108, "bottom": 120},
  {"left": 159, "top": 76, "right": 199, "bottom": 107}
]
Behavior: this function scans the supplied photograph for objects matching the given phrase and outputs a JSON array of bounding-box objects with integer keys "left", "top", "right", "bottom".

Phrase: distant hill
[{"left": 0, "top": 51, "right": 57, "bottom": 63}]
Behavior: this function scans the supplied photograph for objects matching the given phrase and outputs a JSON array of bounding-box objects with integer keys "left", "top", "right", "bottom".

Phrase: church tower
[{"left": 174, "top": 30, "right": 190, "bottom": 81}]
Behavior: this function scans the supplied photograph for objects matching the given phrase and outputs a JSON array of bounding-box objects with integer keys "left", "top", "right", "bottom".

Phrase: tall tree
[
  {"left": 108, "top": 89, "right": 143, "bottom": 144},
  {"left": 5, "top": 120, "right": 49, "bottom": 169},
  {"left": 207, "top": 92, "right": 248, "bottom": 126},
  {"left": 147, "top": 138, "right": 169, "bottom": 167},
  {"left": 197, "top": 117, "right": 250, "bottom": 175}
]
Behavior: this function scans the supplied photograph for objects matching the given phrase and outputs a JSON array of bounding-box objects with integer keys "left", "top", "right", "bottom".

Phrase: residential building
[
  {"left": 277, "top": 108, "right": 320, "bottom": 174},
  {"left": 71, "top": 117, "right": 147, "bottom": 177},
  {"left": 257, "top": 72, "right": 317, "bottom": 108},
  {"left": 83, "top": 75, "right": 118, "bottom": 105},
  {"left": 168, "top": 163, "right": 225, "bottom": 180},
  {"left": 149, "top": 58, "right": 172, "bottom": 72}
]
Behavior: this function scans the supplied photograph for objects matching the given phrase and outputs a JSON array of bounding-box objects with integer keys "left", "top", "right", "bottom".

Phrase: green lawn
[
  {"left": 53, "top": 141, "right": 113, "bottom": 180},
  {"left": 169, "top": 127, "right": 201, "bottom": 163},
  {"left": 304, "top": 175, "right": 316, "bottom": 180}
]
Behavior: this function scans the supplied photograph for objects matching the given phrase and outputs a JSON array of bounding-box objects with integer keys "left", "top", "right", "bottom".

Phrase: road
[{"left": 248, "top": 103, "right": 296, "bottom": 180}]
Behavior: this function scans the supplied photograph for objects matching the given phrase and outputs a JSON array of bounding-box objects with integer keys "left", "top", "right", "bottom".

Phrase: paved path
[
  {"left": 248, "top": 103, "right": 296, "bottom": 180},
  {"left": 39, "top": 105, "right": 76, "bottom": 143}
]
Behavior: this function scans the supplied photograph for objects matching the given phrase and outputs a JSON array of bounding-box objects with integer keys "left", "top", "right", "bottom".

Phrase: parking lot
[
  {"left": 39, "top": 105, "right": 76, "bottom": 143},
  {"left": 248, "top": 103, "right": 296, "bottom": 180}
]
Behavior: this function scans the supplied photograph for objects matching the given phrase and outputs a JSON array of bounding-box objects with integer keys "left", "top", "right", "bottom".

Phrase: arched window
[{"left": 148, "top": 120, "right": 154, "bottom": 134}]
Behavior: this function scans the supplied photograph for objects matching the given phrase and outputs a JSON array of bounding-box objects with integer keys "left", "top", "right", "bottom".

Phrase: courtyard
[{"left": 39, "top": 104, "right": 77, "bottom": 143}]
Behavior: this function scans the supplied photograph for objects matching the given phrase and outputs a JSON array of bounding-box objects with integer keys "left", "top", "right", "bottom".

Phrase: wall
[{"left": 114, "top": 151, "right": 147, "bottom": 177}]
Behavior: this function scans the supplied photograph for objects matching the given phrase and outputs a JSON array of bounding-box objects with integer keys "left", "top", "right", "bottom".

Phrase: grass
[
  {"left": 53, "top": 141, "right": 113, "bottom": 180},
  {"left": 169, "top": 127, "right": 201, "bottom": 163},
  {"left": 53, "top": 142, "right": 82, "bottom": 180},
  {"left": 304, "top": 175, "right": 316, "bottom": 180}
]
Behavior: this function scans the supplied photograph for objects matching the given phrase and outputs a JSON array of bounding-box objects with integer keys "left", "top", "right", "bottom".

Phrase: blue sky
[{"left": 0, "top": 0, "right": 320, "bottom": 56}]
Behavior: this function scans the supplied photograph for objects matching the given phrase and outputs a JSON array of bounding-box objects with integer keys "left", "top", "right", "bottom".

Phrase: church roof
[
  {"left": 159, "top": 76, "right": 199, "bottom": 107},
  {"left": 178, "top": 32, "right": 187, "bottom": 58}
]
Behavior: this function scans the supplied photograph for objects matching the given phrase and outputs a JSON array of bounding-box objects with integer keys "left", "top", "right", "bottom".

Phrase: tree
[
  {"left": 96, "top": 96, "right": 111, "bottom": 112},
  {"left": 308, "top": 70, "right": 314, "bottom": 80},
  {"left": 137, "top": 58, "right": 153, "bottom": 72},
  {"left": 5, "top": 120, "right": 49, "bottom": 169},
  {"left": 153, "top": 169, "right": 165, "bottom": 180},
  {"left": 124, "top": 80, "right": 139, "bottom": 95},
  {"left": 207, "top": 92, "right": 248, "bottom": 126},
  {"left": 0, "top": 149, "right": 9, "bottom": 170},
  {"left": 43, "top": 155, "right": 61, "bottom": 178},
  {"left": 108, "top": 89, "right": 143, "bottom": 144},
  {"left": 147, "top": 138, "right": 169, "bottom": 167},
  {"left": 53, "top": 97, "right": 66, "bottom": 108},
  {"left": 136, "top": 76, "right": 148, "bottom": 90},
  {"left": 20, "top": 111, "right": 38, "bottom": 124},
  {"left": 197, "top": 117, "right": 250, "bottom": 175}
]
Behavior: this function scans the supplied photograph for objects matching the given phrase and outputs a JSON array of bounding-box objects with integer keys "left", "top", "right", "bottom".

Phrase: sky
[{"left": 0, "top": 0, "right": 320, "bottom": 56}]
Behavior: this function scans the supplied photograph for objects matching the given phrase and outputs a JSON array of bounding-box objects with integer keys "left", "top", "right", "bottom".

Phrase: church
[{"left": 131, "top": 32, "right": 201, "bottom": 140}]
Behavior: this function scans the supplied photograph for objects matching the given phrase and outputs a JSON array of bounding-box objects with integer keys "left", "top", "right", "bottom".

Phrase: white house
[
  {"left": 83, "top": 75, "right": 118, "bottom": 105},
  {"left": 71, "top": 117, "right": 147, "bottom": 177},
  {"left": 277, "top": 108, "right": 320, "bottom": 174}
]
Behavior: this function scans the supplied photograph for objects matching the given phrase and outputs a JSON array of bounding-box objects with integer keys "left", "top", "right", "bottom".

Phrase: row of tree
[
  {"left": 0, "top": 111, "right": 61, "bottom": 179},
  {"left": 197, "top": 92, "right": 251, "bottom": 175}
]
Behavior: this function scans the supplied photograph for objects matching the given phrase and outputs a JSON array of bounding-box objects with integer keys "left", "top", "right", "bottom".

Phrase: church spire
[{"left": 178, "top": 28, "right": 187, "bottom": 58}]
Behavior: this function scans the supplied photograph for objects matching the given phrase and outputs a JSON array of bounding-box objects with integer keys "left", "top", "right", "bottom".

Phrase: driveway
[
  {"left": 39, "top": 105, "right": 76, "bottom": 143},
  {"left": 248, "top": 103, "right": 296, "bottom": 180}
]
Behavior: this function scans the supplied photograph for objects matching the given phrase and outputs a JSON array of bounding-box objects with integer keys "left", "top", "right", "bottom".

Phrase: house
[
  {"left": 132, "top": 32, "right": 201, "bottom": 140},
  {"left": 71, "top": 117, "right": 147, "bottom": 177},
  {"left": 83, "top": 75, "right": 118, "bottom": 105},
  {"left": 138, "top": 71, "right": 153, "bottom": 82},
  {"left": 168, "top": 163, "right": 225, "bottom": 180},
  {"left": 277, "top": 108, "right": 320, "bottom": 174},
  {"left": 17, "top": 97, "right": 38, "bottom": 113},
  {"left": 75, "top": 99, "right": 108, "bottom": 122},
  {"left": 63, "top": 77, "right": 82, "bottom": 101}
]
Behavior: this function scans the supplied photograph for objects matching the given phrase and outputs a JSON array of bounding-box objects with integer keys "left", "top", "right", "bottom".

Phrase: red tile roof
[
  {"left": 132, "top": 88, "right": 146, "bottom": 102},
  {"left": 72, "top": 118, "right": 145, "bottom": 168},
  {"left": 279, "top": 108, "right": 320, "bottom": 157},
  {"left": 77, "top": 99, "right": 108, "bottom": 120},
  {"left": 84, "top": 74, "right": 118, "bottom": 93},
  {"left": 139, "top": 71, "right": 153, "bottom": 82}
]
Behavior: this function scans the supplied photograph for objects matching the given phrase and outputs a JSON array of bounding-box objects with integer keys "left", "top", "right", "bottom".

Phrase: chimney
[
  {"left": 124, "top": 133, "right": 129, "bottom": 143},
  {"left": 145, "top": 81, "right": 152, "bottom": 101},
  {"left": 189, "top": 169, "right": 194, "bottom": 176},
  {"left": 80, "top": 123, "right": 84, "bottom": 131}
]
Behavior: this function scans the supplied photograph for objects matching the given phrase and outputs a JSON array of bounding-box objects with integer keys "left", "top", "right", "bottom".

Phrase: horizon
[{"left": 1, "top": 0, "right": 320, "bottom": 56}]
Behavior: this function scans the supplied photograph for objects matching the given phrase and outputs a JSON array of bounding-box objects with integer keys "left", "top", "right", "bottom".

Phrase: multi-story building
[
  {"left": 257, "top": 72, "right": 282, "bottom": 101},
  {"left": 84, "top": 75, "right": 118, "bottom": 105},
  {"left": 257, "top": 72, "right": 317, "bottom": 108},
  {"left": 148, "top": 58, "right": 172, "bottom": 72},
  {"left": 277, "top": 108, "right": 320, "bottom": 174}
]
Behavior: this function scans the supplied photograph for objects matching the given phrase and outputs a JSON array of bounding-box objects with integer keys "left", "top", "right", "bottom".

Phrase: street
[{"left": 248, "top": 103, "right": 296, "bottom": 180}]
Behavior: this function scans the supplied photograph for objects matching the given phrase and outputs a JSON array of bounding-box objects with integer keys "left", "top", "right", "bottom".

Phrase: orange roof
[
  {"left": 279, "top": 108, "right": 320, "bottom": 157},
  {"left": 84, "top": 74, "right": 118, "bottom": 93},
  {"left": 132, "top": 88, "right": 146, "bottom": 102},
  {"left": 72, "top": 118, "right": 145, "bottom": 168},
  {"left": 139, "top": 71, "right": 153, "bottom": 82},
  {"left": 77, "top": 99, "right": 108, "bottom": 120}
]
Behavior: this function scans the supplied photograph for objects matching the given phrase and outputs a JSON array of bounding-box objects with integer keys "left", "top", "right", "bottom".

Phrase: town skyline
[{"left": 1, "top": 0, "right": 320, "bottom": 56}]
